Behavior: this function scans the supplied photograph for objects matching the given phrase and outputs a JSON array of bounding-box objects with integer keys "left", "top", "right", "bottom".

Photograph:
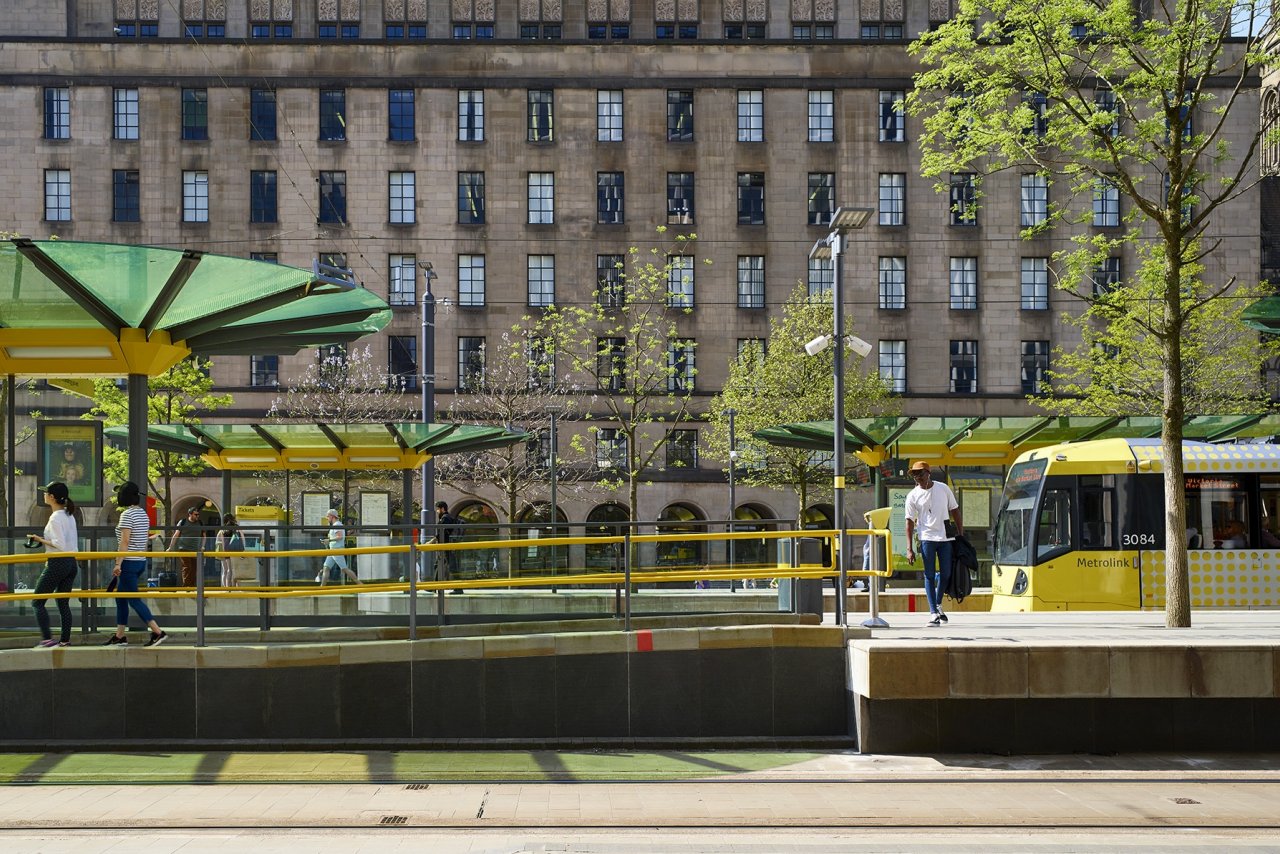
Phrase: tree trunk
[{"left": 1163, "top": 262, "right": 1191, "bottom": 628}]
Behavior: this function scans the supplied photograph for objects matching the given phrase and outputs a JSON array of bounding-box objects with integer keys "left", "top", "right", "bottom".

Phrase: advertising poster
[
  {"left": 37, "top": 420, "right": 103, "bottom": 506},
  {"left": 887, "top": 486, "right": 914, "bottom": 574}
]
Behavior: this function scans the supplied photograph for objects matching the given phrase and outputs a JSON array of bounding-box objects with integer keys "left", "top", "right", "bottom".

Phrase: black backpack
[{"left": 947, "top": 534, "right": 977, "bottom": 603}]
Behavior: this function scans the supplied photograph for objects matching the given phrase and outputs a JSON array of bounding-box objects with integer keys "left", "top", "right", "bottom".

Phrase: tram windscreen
[{"left": 995, "top": 458, "right": 1048, "bottom": 565}]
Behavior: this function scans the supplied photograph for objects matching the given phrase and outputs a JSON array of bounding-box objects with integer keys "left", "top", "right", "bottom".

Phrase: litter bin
[{"left": 777, "top": 537, "right": 827, "bottom": 616}]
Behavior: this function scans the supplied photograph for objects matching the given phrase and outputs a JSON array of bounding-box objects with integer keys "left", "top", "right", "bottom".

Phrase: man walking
[
  {"left": 904, "top": 461, "right": 963, "bottom": 626},
  {"left": 435, "top": 501, "right": 464, "bottom": 593},
  {"left": 169, "top": 506, "right": 203, "bottom": 587}
]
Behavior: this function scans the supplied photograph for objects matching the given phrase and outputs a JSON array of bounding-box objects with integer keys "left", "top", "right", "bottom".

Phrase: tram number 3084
[{"left": 1120, "top": 533, "right": 1157, "bottom": 547}]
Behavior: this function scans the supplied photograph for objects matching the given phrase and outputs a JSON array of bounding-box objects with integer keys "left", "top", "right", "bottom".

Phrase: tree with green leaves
[
  {"left": 86, "top": 357, "right": 232, "bottom": 526},
  {"left": 526, "top": 230, "right": 708, "bottom": 521},
  {"left": 705, "top": 284, "right": 897, "bottom": 519},
  {"left": 435, "top": 329, "right": 589, "bottom": 525},
  {"left": 906, "top": 0, "right": 1277, "bottom": 627}
]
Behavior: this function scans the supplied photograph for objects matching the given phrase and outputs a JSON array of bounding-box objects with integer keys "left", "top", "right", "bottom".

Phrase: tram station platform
[{"left": 0, "top": 607, "right": 1276, "bottom": 755}]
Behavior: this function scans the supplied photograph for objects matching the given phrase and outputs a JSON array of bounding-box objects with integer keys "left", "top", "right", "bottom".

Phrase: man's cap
[
  {"left": 41, "top": 481, "right": 69, "bottom": 501},
  {"left": 187, "top": 506, "right": 201, "bottom": 515},
  {"left": 909, "top": 460, "right": 931, "bottom": 473},
  {"left": 325, "top": 508, "right": 340, "bottom": 519}
]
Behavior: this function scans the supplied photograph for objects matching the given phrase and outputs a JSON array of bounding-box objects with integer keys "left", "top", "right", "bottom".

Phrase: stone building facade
[{"left": 0, "top": 0, "right": 1264, "bottom": 537}]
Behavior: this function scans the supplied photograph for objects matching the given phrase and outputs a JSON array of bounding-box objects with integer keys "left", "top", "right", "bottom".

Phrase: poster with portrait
[{"left": 37, "top": 420, "right": 104, "bottom": 507}]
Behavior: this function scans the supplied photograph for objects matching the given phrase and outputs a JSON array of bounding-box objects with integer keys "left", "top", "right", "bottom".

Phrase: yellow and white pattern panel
[
  {"left": 1130, "top": 441, "right": 1280, "bottom": 474},
  {"left": 1141, "top": 550, "right": 1280, "bottom": 609}
]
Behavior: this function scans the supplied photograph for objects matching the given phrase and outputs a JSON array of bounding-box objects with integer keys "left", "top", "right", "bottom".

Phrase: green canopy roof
[
  {"left": 107, "top": 422, "right": 529, "bottom": 471},
  {"left": 0, "top": 240, "right": 391, "bottom": 376},
  {"left": 754, "top": 415, "right": 1280, "bottom": 467}
]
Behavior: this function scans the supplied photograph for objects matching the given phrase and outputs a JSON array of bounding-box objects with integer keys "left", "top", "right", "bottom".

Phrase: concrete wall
[{"left": 0, "top": 625, "right": 851, "bottom": 746}]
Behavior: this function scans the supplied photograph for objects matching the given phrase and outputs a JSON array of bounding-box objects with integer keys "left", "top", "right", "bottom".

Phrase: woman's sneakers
[
  {"left": 145, "top": 631, "right": 167, "bottom": 647},
  {"left": 103, "top": 634, "right": 127, "bottom": 646},
  {"left": 35, "top": 639, "right": 60, "bottom": 648},
  {"left": 927, "top": 614, "right": 941, "bottom": 626}
]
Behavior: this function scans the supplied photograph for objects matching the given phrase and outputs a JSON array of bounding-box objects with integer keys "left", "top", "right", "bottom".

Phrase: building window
[
  {"left": 527, "top": 335, "right": 555, "bottom": 390},
  {"left": 724, "top": 23, "right": 767, "bottom": 38},
  {"left": 1092, "top": 257, "right": 1121, "bottom": 296},
  {"left": 667, "top": 172, "right": 695, "bottom": 224},
  {"left": 668, "top": 256, "right": 694, "bottom": 308},
  {"left": 808, "top": 257, "right": 833, "bottom": 296},
  {"left": 385, "top": 1, "right": 427, "bottom": 38},
  {"left": 388, "top": 89, "right": 415, "bottom": 141},
  {"left": 527, "top": 255, "right": 555, "bottom": 307},
  {"left": 668, "top": 340, "right": 696, "bottom": 392},
  {"left": 737, "top": 173, "right": 765, "bottom": 225},
  {"left": 949, "top": 257, "right": 977, "bottom": 310},
  {"left": 458, "top": 89, "right": 484, "bottom": 141},
  {"left": 737, "top": 256, "right": 765, "bottom": 308},
  {"left": 667, "top": 90, "right": 694, "bottom": 141},
  {"left": 390, "top": 335, "right": 418, "bottom": 390},
  {"left": 1021, "top": 340, "right": 1050, "bottom": 395},
  {"left": 597, "top": 337, "right": 626, "bottom": 392},
  {"left": 389, "top": 254, "right": 416, "bottom": 307},
  {"left": 112, "top": 169, "right": 140, "bottom": 222},
  {"left": 528, "top": 90, "right": 554, "bottom": 142},
  {"left": 1021, "top": 257, "right": 1050, "bottom": 310},
  {"left": 389, "top": 171, "right": 415, "bottom": 224},
  {"left": 521, "top": 23, "right": 562, "bottom": 38},
  {"left": 457, "top": 337, "right": 485, "bottom": 391},
  {"left": 950, "top": 340, "right": 979, "bottom": 393},
  {"left": 879, "top": 341, "right": 907, "bottom": 392},
  {"left": 182, "top": 170, "right": 208, "bottom": 223},
  {"left": 113, "top": 88, "right": 139, "bottom": 140},
  {"left": 249, "top": 88, "right": 276, "bottom": 141},
  {"left": 250, "top": 355, "right": 279, "bottom": 387},
  {"left": 737, "top": 338, "right": 767, "bottom": 362},
  {"left": 950, "top": 173, "right": 977, "bottom": 225},
  {"left": 808, "top": 173, "right": 834, "bottom": 226},
  {"left": 318, "top": 342, "right": 348, "bottom": 368},
  {"left": 597, "top": 172, "right": 625, "bottom": 224},
  {"left": 528, "top": 172, "right": 555, "bottom": 224},
  {"left": 458, "top": 172, "right": 485, "bottom": 224},
  {"left": 1020, "top": 174, "right": 1048, "bottom": 228},
  {"left": 1094, "top": 88, "right": 1119, "bottom": 137},
  {"left": 596, "top": 427, "right": 627, "bottom": 468},
  {"left": 1094, "top": 176, "right": 1120, "bottom": 226},
  {"left": 878, "top": 173, "right": 906, "bottom": 226},
  {"left": 181, "top": 88, "right": 208, "bottom": 140},
  {"left": 879, "top": 257, "right": 906, "bottom": 309},
  {"left": 250, "top": 252, "right": 278, "bottom": 263},
  {"left": 597, "top": 90, "right": 623, "bottom": 141},
  {"left": 1023, "top": 91, "right": 1049, "bottom": 140},
  {"left": 737, "top": 90, "right": 764, "bottom": 142},
  {"left": 808, "top": 90, "right": 835, "bottom": 142},
  {"left": 879, "top": 90, "right": 905, "bottom": 142},
  {"left": 458, "top": 254, "right": 485, "bottom": 307},
  {"left": 666, "top": 429, "right": 698, "bottom": 469},
  {"left": 250, "top": 170, "right": 277, "bottom": 223},
  {"left": 318, "top": 171, "right": 347, "bottom": 224},
  {"left": 319, "top": 89, "right": 346, "bottom": 141},
  {"left": 43, "top": 87, "right": 70, "bottom": 140},
  {"left": 597, "top": 254, "right": 625, "bottom": 308}
]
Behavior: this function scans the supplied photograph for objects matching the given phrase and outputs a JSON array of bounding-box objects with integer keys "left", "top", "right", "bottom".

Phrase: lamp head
[
  {"left": 846, "top": 335, "right": 873, "bottom": 359},
  {"left": 804, "top": 335, "right": 832, "bottom": 357}
]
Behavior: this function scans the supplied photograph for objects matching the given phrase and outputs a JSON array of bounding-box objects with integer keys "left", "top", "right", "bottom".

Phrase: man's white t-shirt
[{"left": 904, "top": 481, "right": 959, "bottom": 542}]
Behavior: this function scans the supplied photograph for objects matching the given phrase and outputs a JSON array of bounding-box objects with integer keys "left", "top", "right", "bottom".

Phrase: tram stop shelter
[
  {"left": 755, "top": 414, "right": 1280, "bottom": 503},
  {"left": 0, "top": 238, "right": 393, "bottom": 524},
  {"left": 105, "top": 421, "right": 530, "bottom": 521}
]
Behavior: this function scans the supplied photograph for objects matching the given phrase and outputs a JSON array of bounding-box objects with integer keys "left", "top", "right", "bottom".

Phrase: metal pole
[
  {"left": 127, "top": 374, "right": 148, "bottom": 501},
  {"left": 864, "top": 529, "right": 890, "bottom": 628},
  {"left": 419, "top": 263, "right": 437, "bottom": 571},
  {"left": 548, "top": 407, "right": 559, "bottom": 576},
  {"left": 623, "top": 531, "right": 632, "bottom": 632},
  {"left": 727, "top": 407, "right": 736, "bottom": 589},
  {"left": 195, "top": 535, "right": 206, "bottom": 647},
  {"left": 832, "top": 231, "right": 848, "bottom": 627},
  {"left": 408, "top": 536, "right": 418, "bottom": 640},
  {"left": 220, "top": 470, "right": 231, "bottom": 518},
  {"left": 6, "top": 374, "right": 15, "bottom": 531}
]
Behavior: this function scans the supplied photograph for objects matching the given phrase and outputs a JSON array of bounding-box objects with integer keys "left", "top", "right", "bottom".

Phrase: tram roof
[
  {"left": 753, "top": 415, "right": 1280, "bottom": 468},
  {"left": 1013, "top": 437, "right": 1280, "bottom": 474}
]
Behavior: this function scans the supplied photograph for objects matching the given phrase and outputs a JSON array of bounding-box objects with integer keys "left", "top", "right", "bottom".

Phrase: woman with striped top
[{"left": 105, "top": 481, "right": 166, "bottom": 647}]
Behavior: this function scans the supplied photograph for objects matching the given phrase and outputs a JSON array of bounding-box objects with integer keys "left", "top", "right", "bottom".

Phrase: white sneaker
[
  {"left": 314, "top": 574, "right": 322, "bottom": 583},
  {"left": 927, "top": 614, "right": 941, "bottom": 627}
]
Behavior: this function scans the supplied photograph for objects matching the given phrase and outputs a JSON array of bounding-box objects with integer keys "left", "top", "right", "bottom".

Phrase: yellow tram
[{"left": 991, "top": 438, "right": 1280, "bottom": 611}]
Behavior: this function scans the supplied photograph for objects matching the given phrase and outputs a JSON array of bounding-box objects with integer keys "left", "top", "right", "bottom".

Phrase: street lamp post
[
  {"left": 808, "top": 206, "right": 874, "bottom": 627},
  {"left": 419, "top": 262, "right": 437, "bottom": 580},
  {"left": 726, "top": 407, "right": 737, "bottom": 589},
  {"left": 546, "top": 404, "right": 562, "bottom": 575}
]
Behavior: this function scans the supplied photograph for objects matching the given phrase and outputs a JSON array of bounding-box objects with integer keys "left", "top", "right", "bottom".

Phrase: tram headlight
[{"left": 1011, "top": 569, "right": 1028, "bottom": 596}]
